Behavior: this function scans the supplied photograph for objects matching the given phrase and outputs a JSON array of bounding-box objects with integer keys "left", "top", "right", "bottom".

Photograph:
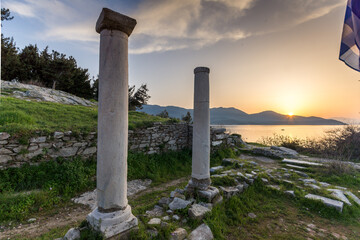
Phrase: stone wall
[{"left": 0, "top": 123, "right": 243, "bottom": 169}]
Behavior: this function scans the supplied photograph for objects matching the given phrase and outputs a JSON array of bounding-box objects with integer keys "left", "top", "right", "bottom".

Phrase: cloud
[
  {"left": 3, "top": 0, "right": 345, "bottom": 54},
  {"left": 130, "top": 0, "right": 345, "bottom": 54}
]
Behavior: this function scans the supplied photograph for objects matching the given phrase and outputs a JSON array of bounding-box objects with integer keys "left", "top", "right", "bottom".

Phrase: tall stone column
[
  {"left": 87, "top": 8, "right": 138, "bottom": 238},
  {"left": 188, "top": 67, "right": 211, "bottom": 190}
]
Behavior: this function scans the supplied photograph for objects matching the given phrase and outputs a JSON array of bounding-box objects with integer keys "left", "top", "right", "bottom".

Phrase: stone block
[
  {"left": 328, "top": 189, "right": 352, "bottom": 206},
  {"left": 64, "top": 228, "right": 80, "bottom": 240},
  {"left": 0, "top": 133, "right": 10, "bottom": 140},
  {"left": 148, "top": 218, "right": 161, "bottom": 225},
  {"left": 198, "top": 186, "right": 219, "bottom": 202},
  {"left": 188, "top": 223, "right": 214, "bottom": 240},
  {"left": 305, "top": 194, "right": 343, "bottom": 212},
  {"left": 0, "top": 155, "right": 12, "bottom": 164},
  {"left": 30, "top": 136, "right": 47, "bottom": 143},
  {"left": 82, "top": 147, "right": 97, "bottom": 155},
  {"left": 54, "top": 132, "right": 64, "bottom": 139},
  {"left": 57, "top": 147, "right": 79, "bottom": 157},
  {"left": 0, "top": 148, "right": 13, "bottom": 154},
  {"left": 170, "top": 228, "right": 187, "bottom": 240},
  {"left": 169, "top": 197, "right": 191, "bottom": 210},
  {"left": 188, "top": 204, "right": 211, "bottom": 220}
]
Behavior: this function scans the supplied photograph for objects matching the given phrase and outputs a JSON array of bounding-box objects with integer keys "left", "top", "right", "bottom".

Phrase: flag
[{"left": 339, "top": 0, "right": 360, "bottom": 71}]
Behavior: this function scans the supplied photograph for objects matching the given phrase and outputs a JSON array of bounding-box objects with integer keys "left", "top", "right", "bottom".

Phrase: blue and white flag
[{"left": 340, "top": 0, "right": 360, "bottom": 71}]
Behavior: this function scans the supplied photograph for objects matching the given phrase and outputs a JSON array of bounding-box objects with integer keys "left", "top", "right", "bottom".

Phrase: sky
[{"left": 1, "top": 0, "right": 360, "bottom": 121}]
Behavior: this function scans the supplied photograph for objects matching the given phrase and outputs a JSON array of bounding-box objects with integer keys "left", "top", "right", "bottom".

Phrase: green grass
[{"left": 0, "top": 96, "right": 171, "bottom": 136}]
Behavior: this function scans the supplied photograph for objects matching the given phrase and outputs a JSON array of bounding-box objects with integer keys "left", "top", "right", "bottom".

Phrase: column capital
[
  {"left": 96, "top": 8, "right": 137, "bottom": 36},
  {"left": 194, "top": 67, "right": 210, "bottom": 74}
]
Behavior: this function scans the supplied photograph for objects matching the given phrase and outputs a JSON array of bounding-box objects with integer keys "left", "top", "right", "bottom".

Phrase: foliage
[
  {"left": 157, "top": 109, "right": 169, "bottom": 118},
  {"left": 259, "top": 125, "right": 360, "bottom": 161},
  {"left": 181, "top": 111, "right": 192, "bottom": 123},
  {"left": 128, "top": 84, "right": 151, "bottom": 110},
  {"left": 0, "top": 97, "right": 169, "bottom": 135}
]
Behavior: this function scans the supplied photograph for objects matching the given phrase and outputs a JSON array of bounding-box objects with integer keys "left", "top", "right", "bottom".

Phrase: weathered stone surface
[
  {"left": 282, "top": 159, "right": 322, "bottom": 166},
  {"left": 271, "top": 146, "right": 299, "bottom": 158},
  {"left": 170, "top": 228, "right": 187, "bottom": 240},
  {"left": 64, "top": 228, "right": 80, "bottom": 240},
  {"left": 188, "top": 204, "right": 211, "bottom": 220},
  {"left": 220, "top": 186, "right": 240, "bottom": 199},
  {"left": 169, "top": 197, "right": 191, "bottom": 210},
  {"left": 172, "top": 215, "right": 180, "bottom": 221},
  {"left": 248, "top": 212, "right": 257, "bottom": 218},
  {"left": 345, "top": 191, "right": 360, "bottom": 205},
  {"left": 57, "top": 147, "right": 78, "bottom": 157},
  {"left": 30, "top": 136, "right": 47, "bottom": 143},
  {"left": 198, "top": 186, "right": 220, "bottom": 202},
  {"left": 96, "top": 8, "right": 137, "bottom": 36},
  {"left": 82, "top": 147, "right": 97, "bottom": 155},
  {"left": 267, "top": 185, "right": 281, "bottom": 191},
  {"left": 293, "top": 170, "right": 309, "bottom": 177},
  {"left": 286, "top": 164, "right": 306, "bottom": 170},
  {"left": 0, "top": 155, "right": 12, "bottom": 164},
  {"left": 284, "top": 190, "right": 295, "bottom": 197},
  {"left": 146, "top": 205, "right": 164, "bottom": 217},
  {"left": 0, "top": 132, "right": 10, "bottom": 140},
  {"left": 188, "top": 223, "right": 214, "bottom": 240},
  {"left": 319, "top": 182, "right": 331, "bottom": 187},
  {"left": 27, "top": 145, "right": 39, "bottom": 151},
  {"left": 0, "top": 148, "right": 12, "bottom": 154},
  {"left": 305, "top": 194, "right": 344, "bottom": 212},
  {"left": 210, "top": 166, "right": 224, "bottom": 173},
  {"left": 148, "top": 218, "right": 161, "bottom": 225},
  {"left": 158, "top": 197, "right": 171, "bottom": 207},
  {"left": 54, "top": 132, "right": 64, "bottom": 138},
  {"left": 328, "top": 189, "right": 352, "bottom": 206}
]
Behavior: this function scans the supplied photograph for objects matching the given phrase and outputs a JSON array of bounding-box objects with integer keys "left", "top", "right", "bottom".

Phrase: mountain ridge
[{"left": 139, "top": 104, "right": 345, "bottom": 125}]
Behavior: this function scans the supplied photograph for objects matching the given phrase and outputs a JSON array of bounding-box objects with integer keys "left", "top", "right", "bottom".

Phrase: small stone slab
[
  {"left": 219, "top": 186, "right": 240, "bottom": 199},
  {"left": 306, "top": 184, "right": 321, "bottom": 190},
  {"left": 319, "top": 182, "right": 331, "bottom": 187},
  {"left": 188, "top": 223, "right": 214, "bottom": 240},
  {"left": 188, "top": 204, "right": 211, "bottom": 220},
  {"left": 64, "top": 228, "right": 80, "bottom": 240},
  {"left": 305, "top": 194, "right": 344, "bottom": 212},
  {"left": 148, "top": 218, "right": 161, "bottom": 225},
  {"left": 210, "top": 166, "right": 224, "bottom": 173},
  {"left": 169, "top": 197, "right": 191, "bottom": 210},
  {"left": 345, "top": 191, "right": 360, "bottom": 206},
  {"left": 198, "top": 186, "right": 219, "bottom": 202},
  {"left": 267, "top": 185, "right": 281, "bottom": 191},
  {"left": 146, "top": 205, "right": 164, "bottom": 217},
  {"left": 170, "top": 228, "right": 187, "bottom": 240},
  {"left": 282, "top": 159, "right": 322, "bottom": 166},
  {"left": 158, "top": 197, "right": 171, "bottom": 207},
  {"left": 328, "top": 189, "right": 352, "bottom": 206},
  {"left": 286, "top": 164, "right": 307, "bottom": 170},
  {"left": 301, "top": 179, "right": 317, "bottom": 184}
]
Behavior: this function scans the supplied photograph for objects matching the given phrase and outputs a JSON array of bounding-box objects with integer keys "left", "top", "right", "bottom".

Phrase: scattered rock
[
  {"left": 284, "top": 190, "right": 295, "bottom": 197},
  {"left": 148, "top": 218, "right": 161, "bottom": 225},
  {"left": 30, "top": 136, "right": 47, "bottom": 143},
  {"left": 188, "top": 204, "right": 211, "bottom": 220},
  {"left": 267, "top": 185, "right": 281, "bottom": 191},
  {"left": 285, "top": 164, "right": 307, "bottom": 170},
  {"left": 158, "top": 197, "right": 171, "bottom": 207},
  {"left": 0, "top": 132, "right": 10, "bottom": 140},
  {"left": 210, "top": 166, "right": 224, "bottom": 173},
  {"left": 82, "top": 147, "right": 97, "bottom": 155},
  {"left": 198, "top": 186, "right": 219, "bottom": 202},
  {"left": 328, "top": 189, "right": 352, "bottom": 206},
  {"left": 172, "top": 215, "right": 180, "bottom": 221},
  {"left": 64, "top": 228, "right": 80, "bottom": 240},
  {"left": 27, "top": 218, "right": 36, "bottom": 222},
  {"left": 271, "top": 146, "right": 299, "bottom": 158},
  {"left": 53, "top": 132, "right": 64, "bottom": 138},
  {"left": 169, "top": 197, "right": 191, "bottom": 210},
  {"left": 282, "top": 159, "right": 322, "bottom": 166},
  {"left": 220, "top": 186, "right": 241, "bottom": 199},
  {"left": 188, "top": 223, "right": 214, "bottom": 240},
  {"left": 170, "top": 228, "right": 188, "bottom": 240},
  {"left": 146, "top": 205, "right": 164, "bottom": 217},
  {"left": 319, "top": 182, "right": 331, "bottom": 187},
  {"left": 248, "top": 213, "right": 257, "bottom": 218},
  {"left": 305, "top": 194, "right": 344, "bottom": 212},
  {"left": 162, "top": 216, "right": 170, "bottom": 221},
  {"left": 344, "top": 191, "right": 360, "bottom": 205}
]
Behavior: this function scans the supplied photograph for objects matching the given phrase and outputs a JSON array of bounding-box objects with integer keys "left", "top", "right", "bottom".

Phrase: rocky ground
[
  {"left": 2, "top": 148, "right": 359, "bottom": 240},
  {"left": 1, "top": 80, "right": 96, "bottom": 107}
]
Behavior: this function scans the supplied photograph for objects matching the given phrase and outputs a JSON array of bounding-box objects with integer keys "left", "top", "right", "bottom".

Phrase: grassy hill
[{"left": 0, "top": 96, "right": 172, "bottom": 136}]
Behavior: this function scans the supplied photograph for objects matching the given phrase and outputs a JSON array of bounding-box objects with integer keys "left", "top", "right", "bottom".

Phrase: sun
[{"left": 288, "top": 112, "right": 294, "bottom": 116}]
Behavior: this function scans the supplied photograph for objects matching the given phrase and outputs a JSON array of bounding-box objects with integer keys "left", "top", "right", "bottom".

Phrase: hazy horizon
[{"left": 2, "top": 0, "right": 360, "bottom": 121}]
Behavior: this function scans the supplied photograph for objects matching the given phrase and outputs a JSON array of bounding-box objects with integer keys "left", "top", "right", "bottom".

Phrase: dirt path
[{"left": 1, "top": 177, "right": 188, "bottom": 240}]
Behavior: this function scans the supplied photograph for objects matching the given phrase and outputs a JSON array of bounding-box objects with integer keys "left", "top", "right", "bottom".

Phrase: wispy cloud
[{"left": 3, "top": 0, "right": 345, "bottom": 54}]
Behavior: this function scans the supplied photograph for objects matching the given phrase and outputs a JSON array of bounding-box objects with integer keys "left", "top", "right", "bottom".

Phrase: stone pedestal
[
  {"left": 187, "top": 67, "right": 211, "bottom": 191},
  {"left": 87, "top": 8, "right": 138, "bottom": 238}
]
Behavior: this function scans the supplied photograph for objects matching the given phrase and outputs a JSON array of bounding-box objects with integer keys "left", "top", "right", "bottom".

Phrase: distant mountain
[{"left": 139, "top": 105, "right": 345, "bottom": 125}]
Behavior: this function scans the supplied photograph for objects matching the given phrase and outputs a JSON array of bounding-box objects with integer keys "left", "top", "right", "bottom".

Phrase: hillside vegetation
[{"left": 0, "top": 96, "right": 171, "bottom": 136}]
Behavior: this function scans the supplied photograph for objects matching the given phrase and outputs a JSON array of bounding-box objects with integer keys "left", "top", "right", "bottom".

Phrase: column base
[
  {"left": 185, "top": 177, "right": 211, "bottom": 191},
  {"left": 87, "top": 205, "right": 138, "bottom": 239}
]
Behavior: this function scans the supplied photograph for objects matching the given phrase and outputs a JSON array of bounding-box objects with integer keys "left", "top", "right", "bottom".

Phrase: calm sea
[{"left": 212, "top": 125, "right": 349, "bottom": 142}]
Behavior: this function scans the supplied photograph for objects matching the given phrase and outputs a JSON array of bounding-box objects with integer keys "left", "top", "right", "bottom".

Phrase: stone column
[
  {"left": 188, "top": 67, "right": 211, "bottom": 190},
  {"left": 87, "top": 8, "right": 138, "bottom": 238}
]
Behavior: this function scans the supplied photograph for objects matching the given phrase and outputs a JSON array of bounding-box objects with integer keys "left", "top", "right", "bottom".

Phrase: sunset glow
[{"left": 288, "top": 112, "right": 294, "bottom": 117}]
